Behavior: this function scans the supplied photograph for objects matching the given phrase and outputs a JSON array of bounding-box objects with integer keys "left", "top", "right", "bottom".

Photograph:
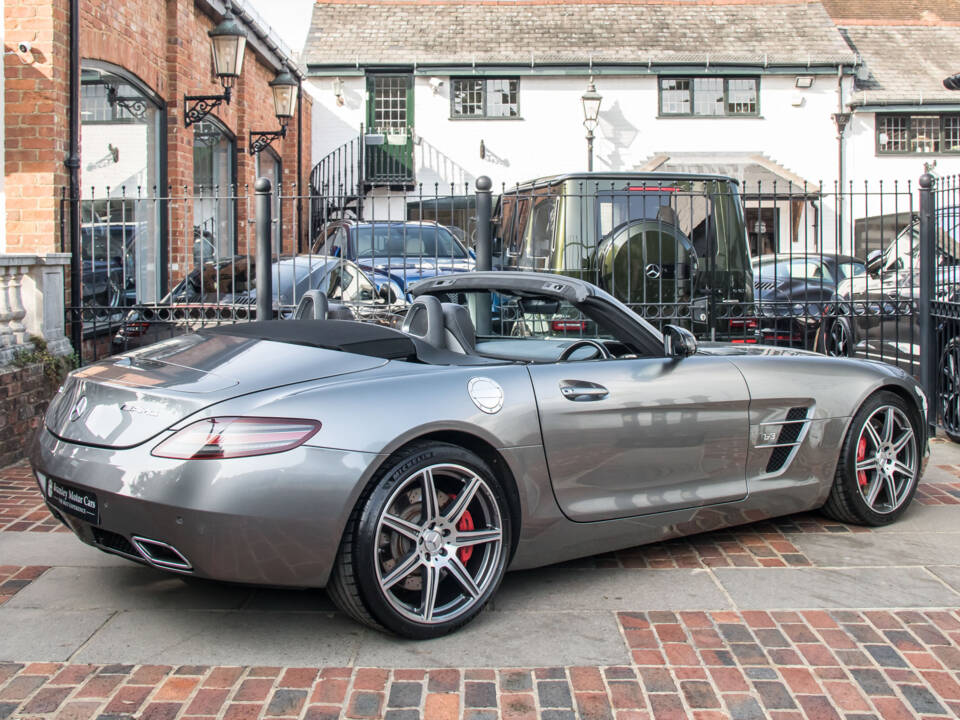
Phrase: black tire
[
  {"left": 819, "top": 317, "right": 854, "bottom": 357},
  {"left": 938, "top": 339, "right": 960, "bottom": 444},
  {"left": 328, "top": 442, "right": 512, "bottom": 639},
  {"left": 822, "top": 391, "right": 921, "bottom": 526}
]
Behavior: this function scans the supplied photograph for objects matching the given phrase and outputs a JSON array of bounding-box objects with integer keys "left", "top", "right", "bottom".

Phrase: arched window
[
  {"left": 80, "top": 62, "right": 164, "bottom": 305},
  {"left": 193, "top": 118, "right": 237, "bottom": 265}
]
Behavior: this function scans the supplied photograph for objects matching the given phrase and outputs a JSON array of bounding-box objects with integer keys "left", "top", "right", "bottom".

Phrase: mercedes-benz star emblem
[
  {"left": 69, "top": 395, "right": 88, "bottom": 422},
  {"left": 645, "top": 263, "right": 662, "bottom": 279}
]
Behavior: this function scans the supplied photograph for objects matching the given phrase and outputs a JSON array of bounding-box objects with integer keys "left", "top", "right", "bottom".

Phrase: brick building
[{"left": 4, "top": 0, "right": 313, "bottom": 307}]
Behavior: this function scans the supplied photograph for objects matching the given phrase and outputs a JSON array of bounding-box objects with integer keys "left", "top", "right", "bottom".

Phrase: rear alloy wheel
[
  {"left": 939, "top": 339, "right": 960, "bottom": 443},
  {"left": 328, "top": 443, "right": 510, "bottom": 638},
  {"left": 822, "top": 391, "right": 920, "bottom": 525}
]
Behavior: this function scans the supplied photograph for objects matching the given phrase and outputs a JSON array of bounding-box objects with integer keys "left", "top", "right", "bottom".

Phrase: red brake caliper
[
  {"left": 448, "top": 493, "right": 475, "bottom": 563},
  {"left": 857, "top": 436, "right": 868, "bottom": 487}
]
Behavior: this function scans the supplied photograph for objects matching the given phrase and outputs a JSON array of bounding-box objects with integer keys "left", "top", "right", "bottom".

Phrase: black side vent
[
  {"left": 91, "top": 527, "right": 139, "bottom": 558},
  {"left": 765, "top": 407, "right": 809, "bottom": 473}
]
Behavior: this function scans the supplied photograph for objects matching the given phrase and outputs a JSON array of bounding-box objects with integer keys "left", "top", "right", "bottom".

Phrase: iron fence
[{"left": 62, "top": 173, "right": 960, "bottom": 436}]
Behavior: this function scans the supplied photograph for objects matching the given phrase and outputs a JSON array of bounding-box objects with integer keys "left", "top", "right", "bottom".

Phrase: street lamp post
[{"left": 581, "top": 77, "right": 602, "bottom": 171}]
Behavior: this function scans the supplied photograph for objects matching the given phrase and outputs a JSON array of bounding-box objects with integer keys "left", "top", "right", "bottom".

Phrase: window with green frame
[
  {"left": 451, "top": 78, "right": 519, "bottom": 119},
  {"left": 876, "top": 113, "right": 960, "bottom": 154},
  {"left": 659, "top": 77, "right": 759, "bottom": 117}
]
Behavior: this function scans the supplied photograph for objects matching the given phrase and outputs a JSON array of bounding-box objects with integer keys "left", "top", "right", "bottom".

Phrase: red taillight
[
  {"left": 730, "top": 338, "right": 759, "bottom": 344},
  {"left": 551, "top": 320, "right": 587, "bottom": 332},
  {"left": 126, "top": 321, "right": 151, "bottom": 337},
  {"left": 729, "top": 318, "right": 758, "bottom": 330},
  {"left": 627, "top": 186, "right": 678, "bottom": 192},
  {"left": 152, "top": 417, "right": 321, "bottom": 460}
]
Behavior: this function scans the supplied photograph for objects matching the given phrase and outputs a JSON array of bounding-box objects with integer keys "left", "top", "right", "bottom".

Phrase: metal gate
[{"left": 930, "top": 174, "right": 960, "bottom": 440}]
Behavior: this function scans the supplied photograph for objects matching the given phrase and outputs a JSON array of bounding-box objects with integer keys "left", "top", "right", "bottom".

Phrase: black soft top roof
[{"left": 202, "top": 319, "right": 500, "bottom": 366}]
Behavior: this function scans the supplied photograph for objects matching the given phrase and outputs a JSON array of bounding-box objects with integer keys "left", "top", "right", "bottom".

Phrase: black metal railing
[
  {"left": 309, "top": 125, "right": 417, "bottom": 240},
  {"left": 929, "top": 174, "right": 960, "bottom": 439},
  {"left": 63, "top": 171, "right": 960, "bottom": 442}
]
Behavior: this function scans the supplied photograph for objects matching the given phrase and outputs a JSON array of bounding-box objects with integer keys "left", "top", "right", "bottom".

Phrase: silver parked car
[{"left": 31, "top": 272, "right": 928, "bottom": 638}]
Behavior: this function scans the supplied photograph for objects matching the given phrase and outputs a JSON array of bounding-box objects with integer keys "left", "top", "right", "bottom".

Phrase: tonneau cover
[{"left": 202, "top": 319, "right": 418, "bottom": 361}]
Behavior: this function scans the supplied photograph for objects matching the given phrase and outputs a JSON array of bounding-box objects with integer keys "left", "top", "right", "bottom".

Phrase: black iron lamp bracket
[
  {"left": 184, "top": 87, "right": 232, "bottom": 127},
  {"left": 106, "top": 85, "right": 148, "bottom": 120},
  {"left": 249, "top": 126, "right": 286, "bottom": 155}
]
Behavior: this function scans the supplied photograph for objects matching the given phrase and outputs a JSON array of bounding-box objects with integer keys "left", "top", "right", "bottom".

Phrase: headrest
[{"left": 401, "top": 295, "right": 445, "bottom": 348}]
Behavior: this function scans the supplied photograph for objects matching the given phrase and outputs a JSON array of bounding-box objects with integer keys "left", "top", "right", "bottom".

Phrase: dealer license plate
[{"left": 46, "top": 478, "right": 99, "bottom": 524}]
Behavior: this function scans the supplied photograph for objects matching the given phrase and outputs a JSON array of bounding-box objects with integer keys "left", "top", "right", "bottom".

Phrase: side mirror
[
  {"left": 378, "top": 283, "right": 398, "bottom": 304},
  {"left": 866, "top": 249, "right": 884, "bottom": 276},
  {"left": 663, "top": 324, "right": 698, "bottom": 358}
]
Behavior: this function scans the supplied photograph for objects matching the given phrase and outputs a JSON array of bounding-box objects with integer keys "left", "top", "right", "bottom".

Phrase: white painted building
[{"left": 302, "top": 1, "right": 955, "bottom": 256}]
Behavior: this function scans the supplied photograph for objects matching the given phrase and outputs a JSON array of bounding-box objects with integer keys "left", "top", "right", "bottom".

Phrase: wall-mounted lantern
[
  {"left": 183, "top": 1, "right": 247, "bottom": 127},
  {"left": 249, "top": 65, "right": 300, "bottom": 154}
]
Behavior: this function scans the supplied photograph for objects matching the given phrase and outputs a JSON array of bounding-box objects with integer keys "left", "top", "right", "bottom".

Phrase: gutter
[
  {"left": 199, "top": 0, "right": 306, "bottom": 78},
  {"left": 66, "top": 0, "right": 82, "bottom": 356},
  {"left": 305, "top": 61, "right": 859, "bottom": 79}
]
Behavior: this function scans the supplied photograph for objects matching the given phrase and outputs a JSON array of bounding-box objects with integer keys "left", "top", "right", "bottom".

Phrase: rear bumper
[{"left": 29, "top": 428, "right": 379, "bottom": 588}]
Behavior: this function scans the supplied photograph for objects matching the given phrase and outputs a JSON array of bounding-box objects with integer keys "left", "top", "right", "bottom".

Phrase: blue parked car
[{"left": 311, "top": 221, "right": 475, "bottom": 299}]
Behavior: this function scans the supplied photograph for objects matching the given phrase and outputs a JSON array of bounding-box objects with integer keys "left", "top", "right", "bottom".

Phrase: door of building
[{"left": 365, "top": 74, "right": 414, "bottom": 187}]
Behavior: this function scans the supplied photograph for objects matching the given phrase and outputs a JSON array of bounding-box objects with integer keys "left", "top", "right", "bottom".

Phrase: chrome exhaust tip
[{"left": 131, "top": 536, "right": 193, "bottom": 572}]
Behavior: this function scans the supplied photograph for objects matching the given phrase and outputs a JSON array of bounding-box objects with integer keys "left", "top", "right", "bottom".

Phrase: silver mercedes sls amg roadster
[{"left": 31, "top": 272, "right": 929, "bottom": 638}]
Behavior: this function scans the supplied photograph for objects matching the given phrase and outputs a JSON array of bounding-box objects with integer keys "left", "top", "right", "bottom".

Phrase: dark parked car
[
  {"left": 113, "top": 256, "right": 401, "bottom": 350},
  {"left": 495, "top": 173, "right": 755, "bottom": 341},
  {"left": 753, "top": 254, "right": 866, "bottom": 347},
  {"left": 312, "top": 221, "right": 475, "bottom": 298},
  {"left": 80, "top": 225, "right": 138, "bottom": 319},
  {"left": 819, "top": 208, "right": 960, "bottom": 441}
]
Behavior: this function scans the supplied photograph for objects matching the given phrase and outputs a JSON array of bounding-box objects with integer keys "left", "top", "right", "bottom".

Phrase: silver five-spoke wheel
[
  {"left": 375, "top": 463, "right": 503, "bottom": 624},
  {"left": 854, "top": 405, "right": 917, "bottom": 514}
]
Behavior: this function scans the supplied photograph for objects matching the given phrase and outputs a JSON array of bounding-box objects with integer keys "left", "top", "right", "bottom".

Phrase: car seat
[
  {"left": 440, "top": 303, "right": 477, "bottom": 354},
  {"left": 294, "top": 290, "right": 328, "bottom": 319},
  {"left": 294, "top": 290, "right": 356, "bottom": 320},
  {"left": 401, "top": 295, "right": 445, "bottom": 348}
]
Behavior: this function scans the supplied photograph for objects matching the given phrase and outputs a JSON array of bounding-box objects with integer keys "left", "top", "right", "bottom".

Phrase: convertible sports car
[{"left": 31, "top": 272, "right": 928, "bottom": 638}]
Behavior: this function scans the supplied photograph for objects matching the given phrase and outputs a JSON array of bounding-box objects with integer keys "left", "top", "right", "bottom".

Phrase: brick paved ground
[
  {"left": 0, "top": 608, "right": 959, "bottom": 719},
  {"left": 0, "top": 464, "right": 64, "bottom": 533},
  {"left": 0, "top": 566, "right": 48, "bottom": 606},
  {"left": 2, "top": 447, "right": 960, "bottom": 718}
]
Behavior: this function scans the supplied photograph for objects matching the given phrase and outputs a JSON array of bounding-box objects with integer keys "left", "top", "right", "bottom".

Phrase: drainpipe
[
  {"left": 66, "top": 0, "right": 82, "bottom": 357},
  {"left": 832, "top": 66, "right": 852, "bottom": 255},
  {"left": 296, "top": 76, "right": 303, "bottom": 253}
]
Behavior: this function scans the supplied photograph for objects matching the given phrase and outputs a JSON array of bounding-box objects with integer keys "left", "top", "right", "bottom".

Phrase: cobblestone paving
[{"left": 1, "top": 609, "right": 959, "bottom": 719}]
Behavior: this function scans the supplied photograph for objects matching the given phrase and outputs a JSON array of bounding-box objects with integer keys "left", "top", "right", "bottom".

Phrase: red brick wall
[
  {"left": 0, "top": 363, "right": 57, "bottom": 469},
  {"left": 4, "top": 0, "right": 312, "bottom": 262},
  {"left": 4, "top": 0, "right": 71, "bottom": 254}
]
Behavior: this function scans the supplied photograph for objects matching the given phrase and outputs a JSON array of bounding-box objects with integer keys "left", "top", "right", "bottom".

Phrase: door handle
[{"left": 559, "top": 380, "right": 609, "bottom": 401}]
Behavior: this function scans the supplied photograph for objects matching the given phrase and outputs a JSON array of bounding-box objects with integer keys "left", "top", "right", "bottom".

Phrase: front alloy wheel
[
  {"left": 852, "top": 405, "right": 917, "bottom": 514},
  {"left": 822, "top": 391, "right": 921, "bottom": 525},
  {"left": 328, "top": 443, "right": 511, "bottom": 638}
]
